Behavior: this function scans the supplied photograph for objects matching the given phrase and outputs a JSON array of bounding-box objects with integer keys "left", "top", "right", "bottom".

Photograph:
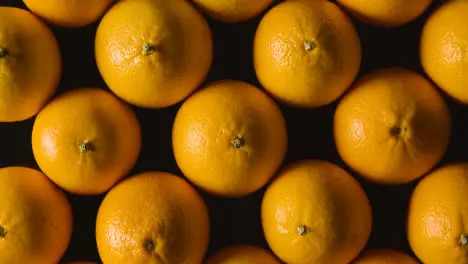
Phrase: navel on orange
[
  {"left": 207, "top": 245, "right": 280, "bottom": 264},
  {"left": 0, "top": 7, "right": 61, "bottom": 122},
  {"left": 95, "top": 0, "right": 213, "bottom": 108},
  {"left": 420, "top": 0, "right": 468, "bottom": 104},
  {"left": 172, "top": 80, "right": 287, "bottom": 197},
  {"left": 351, "top": 249, "right": 419, "bottom": 264},
  {"left": 262, "top": 160, "right": 372, "bottom": 264},
  {"left": 0, "top": 167, "right": 72, "bottom": 264},
  {"left": 408, "top": 163, "right": 468, "bottom": 264},
  {"left": 334, "top": 68, "right": 451, "bottom": 184},
  {"left": 32, "top": 88, "right": 141, "bottom": 195},
  {"left": 337, "top": 0, "right": 431, "bottom": 27},
  {"left": 96, "top": 171, "right": 210, "bottom": 264},
  {"left": 192, "top": 0, "right": 273, "bottom": 22},
  {"left": 23, "top": 0, "right": 113, "bottom": 27},
  {"left": 254, "top": 0, "right": 361, "bottom": 108}
]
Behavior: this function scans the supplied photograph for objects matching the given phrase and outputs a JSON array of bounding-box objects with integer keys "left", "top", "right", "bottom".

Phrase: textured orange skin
[
  {"left": 261, "top": 160, "right": 372, "bottom": 264},
  {"left": 192, "top": 0, "right": 273, "bottom": 22},
  {"left": 421, "top": 0, "right": 468, "bottom": 104},
  {"left": 207, "top": 245, "right": 280, "bottom": 264},
  {"left": 351, "top": 249, "right": 419, "bottom": 264},
  {"left": 337, "top": 0, "right": 431, "bottom": 27},
  {"left": 172, "top": 80, "right": 287, "bottom": 197},
  {"left": 0, "top": 167, "right": 72, "bottom": 264},
  {"left": 23, "top": 0, "right": 113, "bottom": 27},
  {"left": 254, "top": 0, "right": 361, "bottom": 108},
  {"left": 32, "top": 88, "right": 141, "bottom": 195},
  {"left": 95, "top": 0, "right": 213, "bottom": 108},
  {"left": 334, "top": 68, "right": 451, "bottom": 184},
  {"left": 0, "top": 7, "right": 61, "bottom": 122},
  {"left": 96, "top": 172, "right": 209, "bottom": 264},
  {"left": 408, "top": 163, "right": 468, "bottom": 264}
]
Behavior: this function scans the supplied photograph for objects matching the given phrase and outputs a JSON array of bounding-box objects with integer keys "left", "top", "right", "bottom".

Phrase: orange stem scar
[
  {"left": 297, "top": 225, "right": 308, "bottom": 236},
  {"left": 145, "top": 238, "right": 156, "bottom": 251},
  {"left": 304, "top": 41, "right": 317, "bottom": 51},
  {"left": 142, "top": 43, "right": 157, "bottom": 56},
  {"left": 0, "top": 226, "right": 6, "bottom": 238},
  {"left": 460, "top": 234, "right": 468, "bottom": 246},
  {"left": 79, "top": 140, "right": 95, "bottom": 153},
  {"left": 0, "top": 48, "right": 8, "bottom": 58},
  {"left": 231, "top": 135, "right": 244, "bottom": 149}
]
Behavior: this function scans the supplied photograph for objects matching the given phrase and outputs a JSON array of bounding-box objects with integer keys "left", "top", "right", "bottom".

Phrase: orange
[
  {"left": 96, "top": 171, "right": 209, "bottom": 264},
  {"left": 420, "top": 0, "right": 468, "bottom": 104},
  {"left": 192, "top": 0, "right": 273, "bottom": 22},
  {"left": 32, "top": 88, "right": 141, "bottom": 195},
  {"left": 408, "top": 163, "right": 468, "bottom": 264},
  {"left": 0, "top": 167, "right": 72, "bottom": 264},
  {"left": 207, "top": 245, "right": 280, "bottom": 264},
  {"left": 351, "top": 249, "right": 419, "bottom": 264},
  {"left": 334, "top": 68, "right": 451, "bottom": 184},
  {"left": 336, "top": 0, "right": 431, "bottom": 27},
  {"left": 172, "top": 80, "right": 287, "bottom": 197},
  {"left": 95, "top": 0, "right": 213, "bottom": 108},
  {"left": 23, "top": 0, "right": 113, "bottom": 27},
  {"left": 262, "top": 160, "right": 372, "bottom": 264},
  {"left": 0, "top": 7, "right": 61, "bottom": 122},
  {"left": 254, "top": 0, "right": 361, "bottom": 108}
]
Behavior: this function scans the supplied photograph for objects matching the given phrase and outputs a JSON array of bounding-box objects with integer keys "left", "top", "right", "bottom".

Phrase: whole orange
[
  {"left": 0, "top": 167, "right": 72, "bottom": 264},
  {"left": 192, "top": 0, "right": 273, "bottom": 22},
  {"left": 95, "top": 0, "right": 213, "bottom": 108},
  {"left": 32, "top": 88, "right": 141, "bottom": 195},
  {"left": 23, "top": 0, "right": 113, "bottom": 27},
  {"left": 262, "top": 160, "right": 372, "bottom": 264},
  {"left": 334, "top": 68, "right": 451, "bottom": 184},
  {"left": 337, "top": 0, "right": 431, "bottom": 27},
  {"left": 254, "top": 0, "right": 361, "bottom": 108},
  {"left": 96, "top": 171, "right": 209, "bottom": 264},
  {"left": 207, "top": 245, "right": 280, "bottom": 264},
  {"left": 408, "top": 163, "right": 468, "bottom": 264},
  {"left": 172, "top": 80, "right": 287, "bottom": 197},
  {"left": 0, "top": 7, "right": 61, "bottom": 122},
  {"left": 351, "top": 249, "right": 419, "bottom": 264},
  {"left": 420, "top": 0, "right": 468, "bottom": 104}
]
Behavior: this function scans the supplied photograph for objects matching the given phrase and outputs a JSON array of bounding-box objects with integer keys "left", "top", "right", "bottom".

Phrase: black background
[{"left": 0, "top": 0, "right": 465, "bottom": 263}]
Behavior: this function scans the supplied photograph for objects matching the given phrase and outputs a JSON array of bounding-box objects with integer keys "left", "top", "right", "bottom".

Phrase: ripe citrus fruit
[
  {"left": 254, "top": 0, "right": 361, "bottom": 108},
  {"left": 32, "top": 88, "right": 141, "bottom": 195},
  {"left": 23, "top": 0, "right": 113, "bottom": 27},
  {"left": 336, "top": 0, "right": 431, "bottom": 27},
  {"left": 408, "top": 163, "right": 468, "bottom": 264},
  {"left": 172, "top": 80, "right": 287, "bottom": 197},
  {"left": 0, "top": 167, "right": 72, "bottom": 264},
  {"left": 96, "top": 171, "right": 209, "bottom": 264},
  {"left": 334, "top": 68, "right": 451, "bottom": 184},
  {"left": 0, "top": 7, "right": 61, "bottom": 122},
  {"left": 262, "top": 160, "right": 372, "bottom": 264},
  {"left": 207, "top": 245, "right": 280, "bottom": 264},
  {"left": 351, "top": 249, "right": 419, "bottom": 264},
  {"left": 420, "top": 0, "right": 468, "bottom": 104},
  {"left": 192, "top": 0, "right": 273, "bottom": 22},
  {"left": 95, "top": 0, "right": 213, "bottom": 108}
]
